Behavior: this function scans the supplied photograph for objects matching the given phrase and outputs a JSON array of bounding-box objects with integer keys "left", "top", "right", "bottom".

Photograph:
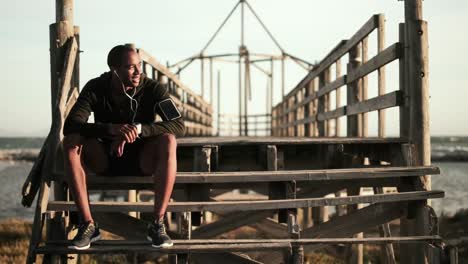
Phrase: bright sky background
[{"left": 1, "top": 0, "right": 467, "bottom": 136}]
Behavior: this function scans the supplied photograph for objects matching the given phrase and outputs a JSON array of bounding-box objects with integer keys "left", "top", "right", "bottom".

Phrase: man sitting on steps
[{"left": 62, "top": 44, "right": 185, "bottom": 250}]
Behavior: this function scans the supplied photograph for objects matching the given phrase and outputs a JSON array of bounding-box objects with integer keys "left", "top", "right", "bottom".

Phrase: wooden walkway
[
  {"left": 24, "top": 0, "right": 456, "bottom": 263},
  {"left": 28, "top": 136, "right": 445, "bottom": 263}
]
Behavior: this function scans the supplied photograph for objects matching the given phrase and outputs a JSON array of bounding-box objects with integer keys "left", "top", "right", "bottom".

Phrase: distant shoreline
[
  {"left": 1, "top": 148, "right": 467, "bottom": 162},
  {"left": 1, "top": 136, "right": 468, "bottom": 162}
]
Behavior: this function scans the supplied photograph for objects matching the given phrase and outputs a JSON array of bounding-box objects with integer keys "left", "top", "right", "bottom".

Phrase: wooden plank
[
  {"left": 47, "top": 190, "right": 444, "bottom": 213},
  {"left": 86, "top": 166, "right": 439, "bottom": 186},
  {"left": 277, "top": 116, "right": 316, "bottom": 129},
  {"left": 40, "top": 236, "right": 441, "bottom": 247},
  {"left": 317, "top": 106, "right": 346, "bottom": 121},
  {"left": 176, "top": 136, "right": 407, "bottom": 146},
  {"left": 347, "top": 91, "right": 402, "bottom": 116},
  {"left": 282, "top": 76, "right": 346, "bottom": 116},
  {"left": 36, "top": 243, "right": 291, "bottom": 254},
  {"left": 192, "top": 210, "right": 275, "bottom": 239},
  {"left": 301, "top": 202, "right": 410, "bottom": 253},
  {"left": 317, "top": 75, "right": 347, "bottom": 100},
  {"left": 192, "top": 253, "right": 263, "bottom": 264},
  {"left": 347, "top": 43, "right": 402, "bottom": 84}
]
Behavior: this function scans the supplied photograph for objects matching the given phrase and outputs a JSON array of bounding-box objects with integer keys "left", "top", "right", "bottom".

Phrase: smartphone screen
[{"left": 158, "top": 98, "right": 182, "bottom": 121}]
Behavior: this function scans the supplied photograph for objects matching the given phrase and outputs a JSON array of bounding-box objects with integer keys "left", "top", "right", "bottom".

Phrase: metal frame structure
[{"left": 168, "top": 0, "right": 314, "bottom": 136}]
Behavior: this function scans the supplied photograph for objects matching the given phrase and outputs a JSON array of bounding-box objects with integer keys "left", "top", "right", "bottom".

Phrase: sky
[{"left": 1, "top": 0, "right": 467, "bottom": 137}]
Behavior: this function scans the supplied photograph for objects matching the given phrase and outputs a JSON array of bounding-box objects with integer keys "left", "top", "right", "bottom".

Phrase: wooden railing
[
  {"left": 272, "top": 14, "right": 403, "bottom": 138},
  {"left": 138, "top": 49, "right": 213, "bottom": 136},
  {"left": 218, "top": 113, "right": 271, "bottom": 136}
]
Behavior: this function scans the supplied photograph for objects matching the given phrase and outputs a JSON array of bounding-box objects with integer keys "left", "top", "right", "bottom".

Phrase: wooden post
[
  {"left": 347, "top": 44, "right": 363, "bottom": 137},
  {"left": 405, "top": 0, "right": 430, "bottom": 183},
  {"left": 361, "top": 37, "right": 369, "bottom": 137},
  {"left": 335, "top": 60, "right": 341, "bottom": 137},
  {"left": 399, "top": 23, "right": 410, "bottom": 139},
  {"left": 318, "top": 68, "right": 330, "bottom": 136},
  {"left": 312, "top": 78, "right": 319, "bottom": 137},
  {"left": 325, "top": 72, "right": 332, "bottom": 137},
  {"left": 267, "top": 145, "right": 289, "bottom": 224},
  {"left": 347, "top": 43, "right": 364, "bottom": 264},
  {"left": 48, "top": 1, "right": 77, "bottom": 263},
  {"left": 374, "top": 187, "right": 397, "bottom": 264},
  {"left": 26, "top": 182, "right": 50, "bottom": 264},
  {"left": 190, "top": 147, "right": 211, "bottom": 226},
  {"left": 128, "top": 190, "right": 137, "bottom": 218},
  {"left": 404, "top": 1, "right": 431, "bottom": 262},
  {"left": 177, "top": 147, "right": 210, "bottom": 264},
  {"left": 378, "top": 14, "right": 387, "bottom": 137}
]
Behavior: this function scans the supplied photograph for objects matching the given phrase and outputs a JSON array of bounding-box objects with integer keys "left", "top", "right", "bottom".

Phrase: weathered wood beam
[
  {"left": 301, "top": 202, "right": 407, "bottom": 252},
  {"left": 347, "top": 43, "right": 402, "bottom": 84},
  {"left": 47, "top": 190, "right": 444, "bottom": 213},
  {"left": 86, "top": 166, "right": 439, "bottom": 188},
  {"left": 347, "top": 91, "right": 402, "bottom": 116}
]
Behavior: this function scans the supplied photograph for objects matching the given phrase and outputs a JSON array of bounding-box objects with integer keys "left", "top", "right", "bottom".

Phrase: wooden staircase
[{"left": 27, "top": 137, "right": 445, "bottom": 263}]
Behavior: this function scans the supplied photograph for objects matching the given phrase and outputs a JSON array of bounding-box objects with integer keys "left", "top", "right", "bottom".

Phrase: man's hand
[
  {"left": 110, "top": 139, "right": 126, "bottom": 157},
  {"left": 110, "top": 124, "right": 139, "bottom": 143}
]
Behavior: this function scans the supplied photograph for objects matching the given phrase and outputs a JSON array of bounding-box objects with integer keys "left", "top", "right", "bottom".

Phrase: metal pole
[
  {"left": 270, "top": 59, "right": 274, "bottom": 114},
  {"left": 238, "top": 59, "right": 242, "bottom": 136},
  {"left": 241, "top": 0, "right": 245, "bottom": 47},
  {"left": 281, "top": 56, "right": 285, "bottom": 98},
  {"left": 210, "top": 58, "right": 214, "bottom": 104},
  {"left": 217, "top": 70, "right": 221, "bottom": 136},
  {"left": 201, "top": 58, "right": 205, "bottom": 99}
]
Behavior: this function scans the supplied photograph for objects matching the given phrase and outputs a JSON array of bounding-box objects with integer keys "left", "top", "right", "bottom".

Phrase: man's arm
[
  {"left": 63, "top": 81, "right": 112, "bottom": 137},
  {"left": 140, "top": 82, "right": 186, "bottom": 138}
]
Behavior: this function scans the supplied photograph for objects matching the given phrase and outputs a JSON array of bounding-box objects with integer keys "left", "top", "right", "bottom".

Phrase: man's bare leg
[
  {"left": 140, "top": 133, "right": 177, "bottom": 220},
  {"left": 63, "top": 134, "right": 108, "bottom": 223}
]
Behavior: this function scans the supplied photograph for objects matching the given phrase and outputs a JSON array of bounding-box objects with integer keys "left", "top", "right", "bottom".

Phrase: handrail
[
  {"left": 271, "top": 14, "right": 401, "bottom": 138},
  {"left": 138, "top": 48, "right": 213, "bottom": 136}
]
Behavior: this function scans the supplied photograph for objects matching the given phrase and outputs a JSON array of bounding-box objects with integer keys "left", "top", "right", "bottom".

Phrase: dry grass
[{"left": 0, "top": 218, "right": 38, "bottom": 264}]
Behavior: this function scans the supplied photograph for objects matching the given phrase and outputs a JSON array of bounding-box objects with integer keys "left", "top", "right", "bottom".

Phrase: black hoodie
[{"left": 63, "top": 72, "right": 185, "bottom": 138}]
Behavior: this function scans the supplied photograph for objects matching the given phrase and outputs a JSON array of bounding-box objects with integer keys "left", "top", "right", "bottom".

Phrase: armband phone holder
[{"left": 158, "top": 98, "right": 182, "bottom": 121}]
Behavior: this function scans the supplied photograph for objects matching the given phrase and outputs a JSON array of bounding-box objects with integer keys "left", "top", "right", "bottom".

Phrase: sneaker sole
[
  {"left": 73, "top": 234, "right": 101, "bottom": 250},
  {"left": 146, "top": 236, "right": 174, "bottom": 248}
]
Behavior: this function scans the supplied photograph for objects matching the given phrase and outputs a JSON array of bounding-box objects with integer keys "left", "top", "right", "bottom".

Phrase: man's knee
[
  {"left": 63, "top": 134, "right": 83, "bottom": 156},
  {"left": 157, "top": 133, "right": 177, "bottom": 152}
]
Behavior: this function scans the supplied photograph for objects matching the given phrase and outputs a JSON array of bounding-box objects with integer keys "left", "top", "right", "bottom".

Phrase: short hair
[{"left": 107, "top": 44, "right": 137, "bottom": 69}]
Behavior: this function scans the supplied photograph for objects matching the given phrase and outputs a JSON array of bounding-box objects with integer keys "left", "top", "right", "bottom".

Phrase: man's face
[{"left": 115, "top": 50, "right": 142, "bottom": 88}]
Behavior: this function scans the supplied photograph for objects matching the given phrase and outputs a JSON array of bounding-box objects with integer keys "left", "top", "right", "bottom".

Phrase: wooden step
[
  {"left": 87, "top": 166, "right": 439, "bottom": 189},
  {"left": 35, "top": 236, "right": 441, "bottom": 255},
  {"left": 177, "top": 136, "right": 406, "bottom": 146},
  {"left": 47, "top": 190, "right": 444, "bottom": 213}
]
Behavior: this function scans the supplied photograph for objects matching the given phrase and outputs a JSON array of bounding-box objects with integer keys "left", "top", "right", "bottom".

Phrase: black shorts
[{"left": 102, "top": 138, "right": 145, "bottom": 176}]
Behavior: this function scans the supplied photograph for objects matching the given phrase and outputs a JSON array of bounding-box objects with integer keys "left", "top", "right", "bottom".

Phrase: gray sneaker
[
  {"left": 72, "top": 221, "right": 101, "bottom": 250},
  {"left": 147, "top": 218, "right": 173, "bottom": 248}
]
